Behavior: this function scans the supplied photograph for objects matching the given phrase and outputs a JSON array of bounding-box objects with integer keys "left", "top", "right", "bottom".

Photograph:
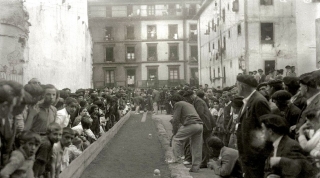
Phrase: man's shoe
[
  {"left": 189, "top": 168, "right": 200, "bottom": 173},
  {"left": 200, "top": 164, "right": 207, "bottom": 169},
  {"left": 183, "top": 161, "right": 191, "bottom": 165}
]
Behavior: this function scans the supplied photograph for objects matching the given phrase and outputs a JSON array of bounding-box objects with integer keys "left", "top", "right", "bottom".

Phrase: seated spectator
[
  {"left": 33, "top": 123, "right": 62, "bottom": 177},
  {"left": 0, "top": 131, "right": 41, "bottom": 178},
  {"left": 56, "top": 97, "right": 78, "bottom": 128},
  {"left": 207, "top": 136, "right": 242, "bottom": 178},
  {"left": 298, "top": 108, "right": 320, "bottom": 153},
  {"left": 260, "top": 114, "right": 316, "bottom": 178},
  {"left": 271, "top": 90, "right": 301, "bottom": 138},
  {"left": 88, "top": 105, "right": 101, "bottom": 137}
]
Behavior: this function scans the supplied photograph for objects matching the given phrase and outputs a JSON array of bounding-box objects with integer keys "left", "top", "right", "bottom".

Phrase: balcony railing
[
  {"left": 188, "top": 56, "right": 198, "bottom": 64},
  {"left": 189, "top": 34, "right": 197, "bottom": 42}
]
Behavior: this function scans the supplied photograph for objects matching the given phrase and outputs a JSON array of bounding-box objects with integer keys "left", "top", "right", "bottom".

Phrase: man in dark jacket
[
  {"left": 271, "top": 90, "right": 301, "bottom": 139},
  {"left": 184, "top": 90, "right": 215, "bottom": 168},
  {"left": 261, "top": 114, "right": 317, "bottom": 178},
  {"left": 236, "top": 75, "right": 272, "bottom": 178}
]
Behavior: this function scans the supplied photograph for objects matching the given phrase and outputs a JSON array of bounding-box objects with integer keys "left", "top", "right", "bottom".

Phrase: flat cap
[
  {"left": 271, "top": 90, "right": 292, "bottom": 101},
  {"left": 183, "top": 90, "right": 194, "bottom": 97},
  {"left": 237, "top": 75, "right": 258, "bottom": 88},
  {"left": 283, "top": 76, "right": 300, "bottom": 89},
  {"left": 196, "top": 90, "right": 205, "bottom": 98},
  {"left": 267, "top": 79, "right": 283, "bottom": 86},
  {"left": 285, "top": 65, "right": 291, "bottom": 69},
  {"left": 299, "top": 72, "right": 317, "bottom": 88}
]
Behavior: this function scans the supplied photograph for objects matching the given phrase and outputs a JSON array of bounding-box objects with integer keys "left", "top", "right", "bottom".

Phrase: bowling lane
[{"left": 81, "top": 112, "right": 171, "bottom": 178}]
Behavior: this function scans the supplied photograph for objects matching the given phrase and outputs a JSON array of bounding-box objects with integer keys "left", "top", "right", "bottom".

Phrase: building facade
[
  {"left": 197, "top": 0, "right": 299, "bottom": 87},
  {"left": 88, "top": 0, "right": 201, "bottom": 89},
  {"left": 0, "top": 0, "right": 93, "bottom": 91}
]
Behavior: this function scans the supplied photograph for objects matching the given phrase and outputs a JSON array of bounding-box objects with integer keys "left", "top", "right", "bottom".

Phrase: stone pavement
[{"left": 153, "top": 112, "right": 214, "bottom": 178}]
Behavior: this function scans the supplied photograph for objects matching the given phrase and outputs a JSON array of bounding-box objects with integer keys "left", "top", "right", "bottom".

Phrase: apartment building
[
  {"left": 196, "top": 0, "right": 298, "bottom": 87},
  {"left": 88, "top": 0, "right": 201, "bottom": 88}
]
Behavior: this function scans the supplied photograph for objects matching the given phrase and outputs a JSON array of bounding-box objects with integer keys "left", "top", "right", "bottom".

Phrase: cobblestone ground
[{"left": 81, "top": 112, "right": 171, "bottom": 178}]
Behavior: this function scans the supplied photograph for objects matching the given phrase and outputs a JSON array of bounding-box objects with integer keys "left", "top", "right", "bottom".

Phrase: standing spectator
[
  {"left": 285, "top": 65, "right": 291, "bottom": 76},
  {"left": 222, "top": 92, "right": 232, "bottom": 146},
  {"left": 33, "top": 123, "right": 62, "bottom": 177},
  {"left": 56, "top": 97, "right": 78, "bottom": 128},
  {"left": 169, "top": 94, "right": 203, "bottom": 173},
  {"left": 258, "top": 69, "right": 266, "bottom": 83},
  {"left": 133, "top": 94, "right": 144, "bottom": 114},
  {"left": 152, "top": 87, "right": 160, "bottom": 115},
  {"left": 0, "top": 131, "right": 41, "bottom": 178},
  {"left": 51, "top": 127, "right": 75, "bottom": 178},
  {"left": 30, "top": 84, "right": 57, "bottom": 136},
  {"left": 28, "top": 78, "right": 41, "bottom": 85},
  {"left": 288, "top": 66, "right": 297, "bottom": 77},
  {"left": 236, "top": 75, "right": 271, "bottom": 178}
]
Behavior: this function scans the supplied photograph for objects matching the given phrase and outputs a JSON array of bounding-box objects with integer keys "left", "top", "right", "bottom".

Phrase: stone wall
[{"left": 23, "top": 0, "right": 93, "bottom": 91}]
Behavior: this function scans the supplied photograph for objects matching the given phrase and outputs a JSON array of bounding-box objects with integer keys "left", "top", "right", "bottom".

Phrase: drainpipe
[
  {"left": 244, "top": 0, "right": 249, "bottom": 74},
  {"left": 198, "top": 15, "right": 201, "bottom": 85},
  {"left": 220, "top": 0, "right": 223, "bottom": 88}
]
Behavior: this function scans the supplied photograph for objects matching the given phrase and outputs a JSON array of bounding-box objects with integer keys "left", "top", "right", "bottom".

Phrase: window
[
  {"left": 148, "top": 68, "right": 158, "bottom": 81},
  {"left": 238, "top": 24, "right": 241, "bottom": 35},
  {"left": 105, "top": 27, "right": 113, "bottom": 41},
  {"left": 207, "top": 22, "right": 210, "bottom": 33},
  {"left": 106, "top": 6, "right": 112, "bottom": 17},
  {"left": 147, "top": 5, "right": 155, "bottom": 16},
  {"left": 213, "top": 42, "right": 215, "bottom": 49},
  {"left": 222, "top": 9, "right": 225, "bottom": 22},
  {"left": 188, "top": 4, "right": 196, "bottom": 16},
  {"left": 168, "top": 4, "right": 176, "bottom": 15},
  {"left": 105, "top": 70, "right": 115, "bottom": 86},
  {"left": 126, "top": 26, "right": 134, "bottom": 39},
  {"left": 228, "top": 30, "right": 230, "bottom": 38},
  {"left": 260, "top": 0, "right": 273, "bottom": 5},
  {"left": 169, "top": 44, "right": 179, "bottom": 61},
  {"left": 168, "top": 25, "right": 178, "bottom": 39},
  {"left": 105, "top": 47, "right": 114, "bottom": 61},
  {"left": 228, "top": 3, "right": 229, "bottom": 10},
  {"left": 147, "top": 25, "right": 157, "bottom": 39},
  {"left": 127, "top": 5, "right": 133, "bottom": 16},
  {"left": 127, "top": 69, "right": 135, "bottom": 86},
  {"left": 126, "top": 46, "right": 135, "bottom": 60},
  {"left": 208, "top": 42, "right": 211, "bottom": 52},
  {"left": 223, "top": 36, "right": 226, "bottom": 50},
  {"left": 147, "top": 44, "right": 157, "bottom": 61},
  {"left": 169, "top": 68, "right": 179, "bottom": 80},
  {"left": 190, "top": 46, "right": 198, "bottom": 61},
  {"left": 211, "top": 19, "right": 215, "bottom": 31},
  {"left": 261, "top": 23, "right": 274, "bottom": 43},
  {"left": 218, "top": 39, "right": 220, "bottom": 51},
  {"left": 209, "top": 67, "right": 212, "bottom": 79},
  {"left": 189, "top": 24, "right": 197, "bottom": 41},
  {"left": 213, "top": 69, "right": 216, "bottom": 78}
]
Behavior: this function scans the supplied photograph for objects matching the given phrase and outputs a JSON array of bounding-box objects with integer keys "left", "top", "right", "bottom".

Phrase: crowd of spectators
[
  {"left": 161, "top": 67, "right": 320, "bottom": 178},
  {"left": 0, "top": 78, "right": 131, "bottom": 178}
]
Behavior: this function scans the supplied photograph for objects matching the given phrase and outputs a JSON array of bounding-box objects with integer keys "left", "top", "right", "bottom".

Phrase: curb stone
[{"left": 152, "top": 116, "right": 193, "bottom": 178}]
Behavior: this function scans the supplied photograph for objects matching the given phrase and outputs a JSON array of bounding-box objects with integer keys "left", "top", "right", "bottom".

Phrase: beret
[
  {"left": 299, "top": 72, "right": 317, "bottom": 88},
  {"left": 183, "top": 90, "right": 194, "bottom": 97},
  {"left": 231, "top": 96, "right": 244, "bottom": 108},
  {"left": 312, "top": 70, "right": 320, "bottom": 86},
  {"left": 258, "top": 69, "right": 263, "bottom": 72},
  {"left": 75, "top": 89, "right": 85, "bottom": 94},
  {"left": 178, "top": 90, "right": 185, "bottom": 96},
  {"left": 259, "top": 114, "right": 289, "bottom": 129},
  {"left": 257, "top": 82, "right": 268, "bottom": 90},
  {"left": 285, "top": 65, "right": 291, "bottom": 69},
  {"left": 283, "top": 76, "right": 300, "bottom": 88},
  {"left": 236, "top": 75, "right": 258, "bottom": 88},
  {"left": 267, "top": 79, "right": 283, "bottom": 86},
  {"left": 69, "top": 93, "right": 77, "bottom": 97},
  {"left": 196, "top": 90, "right": 205, "bottom": 98},
  {"left": 271, "top": 90, "right": 292, "bottom": 101}
]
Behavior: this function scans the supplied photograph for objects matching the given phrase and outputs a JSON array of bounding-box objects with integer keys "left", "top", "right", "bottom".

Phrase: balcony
[
  {"left": 104, "top": 36, "right": 114, "bottom": 41},
  {"left": 139, "top": 79, "right": 185, "bottom": 88}
]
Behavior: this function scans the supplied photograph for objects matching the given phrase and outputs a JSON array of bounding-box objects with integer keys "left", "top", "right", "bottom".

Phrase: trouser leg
[
  {"left": 201, "top": 131, "right": 212, "bottom": 167},
  {"left": 190, "top": 124, "right": 203, "bottom": 170},
  {"left": 184, "top": 139, "right": 192, "bottom": 162},
  {"left": 153, "top": 102, "right": 158, "bottom": 114}
]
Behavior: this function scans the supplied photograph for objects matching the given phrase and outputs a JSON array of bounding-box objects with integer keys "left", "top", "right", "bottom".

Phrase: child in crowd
[
  {"left": 33, "top": 123, "right": 62, "bottom": 178},
  {"left": 0, "top": 131, "right": 41, "bottom": 178},
  {"left": 51, "top": 127, "right": 77, "bottom": 178}
]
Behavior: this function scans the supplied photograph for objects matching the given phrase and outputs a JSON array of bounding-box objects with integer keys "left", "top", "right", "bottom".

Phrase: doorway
[
  {"left": 265, "top": 60, "right": 275, "bottom": 74},
  {"left": 127, "top": 69, "right": 136, "bottom": 87}
]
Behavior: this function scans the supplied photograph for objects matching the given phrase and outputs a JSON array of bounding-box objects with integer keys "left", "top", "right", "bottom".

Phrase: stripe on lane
[{"left": 141, "top": 112, "right": 147, "bottom": 122}]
